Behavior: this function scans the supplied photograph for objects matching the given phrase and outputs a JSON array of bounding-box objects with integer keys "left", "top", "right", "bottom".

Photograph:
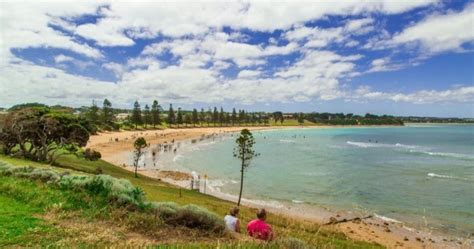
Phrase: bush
[
  {"left": 149, "top": 201, "right": 180, "bottom": 221},
  {"left": 59, "top": 174, "right": 146, "bottom": 208},
  {"left": 84, "top": 148, "right": 101, "bottom": 161},
  {"left": 167, "top": 204, "right": 225, "bottom": 233},
  {"left": 0, "top": 164, "right": 226, "bottom": 234}
]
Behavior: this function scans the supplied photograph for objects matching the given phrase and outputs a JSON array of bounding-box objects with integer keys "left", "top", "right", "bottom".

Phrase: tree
[
  {"left": 200, "top": 108, "right": 206, "bottom": 126},
  {"left": 102, "top": 98, "right": 113, "bottom": 126},
  {"left": 231, "top": 108, "right": 237, "bottom": 126},
  {"left": 133, "top": 137, "right": 148, "bottom": 178},
  {"left": 297, "top": 113, "right": 305, "bottom": 125},
  {"left": 151, "top": 100, "right": 161, "bottom": 128},
  {"left": 217, "top": 107, "right": 223, "bottom": 126},
  {"left": 206, "top": 108, "right": 212, "bottom": 126},
  {"left": 131, "top": 101, "right": 142, "bottom": 129},
  {"left": 233, "top": 129, "right": 259, "bottom": 206},
  {"left": 143, "top": 104, "right": 151, "bottom": 128},
  {"left": 192, "top": 108, "right": 199, "bottom": 127},
  {"left": 168, "top": 104, "right": 175, "bottom": 127},
  {"left": 212, "top": 107, "right": 218, "bottom": 126},
  {"left": 184, "top": 113, "right": 192, "bottom": 127},
  {"left": 0, "top": 107, "right": 90, "bottom": 164},
  {"left": 176, "top": 107, "right": 183, "bottom": 128},
  {"left": 86, "top": 100, "right": 100, "bottom": 126}
]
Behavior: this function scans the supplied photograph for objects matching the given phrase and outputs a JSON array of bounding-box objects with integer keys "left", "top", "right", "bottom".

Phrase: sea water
[{"left": 141, "top": 124, "right": 474, "bottom": 235}]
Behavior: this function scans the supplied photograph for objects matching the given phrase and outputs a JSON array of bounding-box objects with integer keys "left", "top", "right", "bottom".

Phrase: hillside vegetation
[{"left": 0, "top": 155, "right": 382, "bottom": 248}]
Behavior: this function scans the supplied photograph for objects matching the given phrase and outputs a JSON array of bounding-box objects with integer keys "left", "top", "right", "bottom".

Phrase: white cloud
[
  {"left": 49, "top": 1, "right": 438, "bottom": 48},
  {"left": 4, "top": 0, "right": 472, "bottom": 112},
  {"left": 374, "top": 2, "right": 474, "bottom": 54},
  {"left": 54, "top": 54, "right": 74, "bottom": 63},
  {"left": 76, "top": 23, "right": 135, "bottom": 47},
  {"left": 0, "top": 1, "right": 103, "bottom": 65},
  {"left": 285, "top": 17, "right": 375, "bottom": 49},
  {"left": 102, "top": 62, "right": 124, "bottom": 77},
  {"left": 237, "top": 70, "right": 262, "bottom": 79},
  {"left": 353, "top": 85, "right": 474, "bottom": 104},
  {"left": 0, "top": 60, "right": 115, "bottom": 107},
  {"left": 367, "top": 57, "right": 404, "bottom": 73}
]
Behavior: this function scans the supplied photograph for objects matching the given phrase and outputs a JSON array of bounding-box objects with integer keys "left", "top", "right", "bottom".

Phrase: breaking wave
[
  {"left": 427, "top": 173, "right": 470, "bottom": 181},
  {"left": 347, "top": 141, "right": 473, "bottom": 161}
]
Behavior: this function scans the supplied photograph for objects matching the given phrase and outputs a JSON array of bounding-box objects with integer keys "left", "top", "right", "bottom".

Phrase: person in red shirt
[{"left": 247, "top": 208, "right": 274, "bottom": 241}]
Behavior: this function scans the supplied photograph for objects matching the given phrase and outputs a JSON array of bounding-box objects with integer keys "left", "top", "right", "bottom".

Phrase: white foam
[
  {"left": 427, "top": 173, "right": 469, "bottom": 181},
  {"left": 280, "top": 139, "right": 296, "bottom": 143},
  {"left": 395, "top": 143, "right": 419, "bottom": 149},
  {"left": 172, "top": 154, "right": 184, "bottom": 162},
  {"left": 374, "top": 213, "right": 402, "bottom": 223},
  {"left": 347, "top": 141, "right": 388, "bottom": 148},
  {"left": 292, "top": 200, "right": 304, "bottom": 204},
  {"left": 206, "top": 179, "right": 285, "bottom": 209},
  {"left": 413, "top": 151, "right": 474, "bottom": 160}
]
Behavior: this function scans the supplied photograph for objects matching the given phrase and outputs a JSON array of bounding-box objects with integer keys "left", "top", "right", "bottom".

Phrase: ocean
[{"left": 137, "top": 124, "right": 474, "bottom": 235}]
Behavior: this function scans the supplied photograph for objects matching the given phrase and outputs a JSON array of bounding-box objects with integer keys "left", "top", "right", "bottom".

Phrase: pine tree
[
  {"left": 200, "top": 108, "right": 206, "bottom": 127},
  {"left": 151, "top": 100, "right": 161, "bottom": 128},
  {"left": 168, "top": 104, "right": 175, "bottom": 127},
  {"left": 219, "top": 107, "right": 225, "bottom": 126},
  {"left": 143, "top": 104, "right": 151, "bottom": 128},
  {"left": 233, "top": 129, "right": 258, "bottom": 206},
  {"left": 231, "top": 108, "right": 237, "bottom": 126},
  {"left": 207, "top": 108, "right": 212, "bottom": 126},
  {"left": 86, "top": 100, "right": 100, "bottom": 126},
  {"left": 102, "top": 98, "right": 113, "bottom": 126},
  {"left": 192, "top": 108, "right": 198, "bottom": 127},
  {"left": 177, "top": 107, "right": 183, "bottom": 128},
  {"left": 184, "top": 113, "right": 192, "bottom": 127},
  {"left": 132, "top": 101, "right": 142, "bottom": 129},
  {"left": 213, "top": 107, "right": 218, "bottom": 126}
]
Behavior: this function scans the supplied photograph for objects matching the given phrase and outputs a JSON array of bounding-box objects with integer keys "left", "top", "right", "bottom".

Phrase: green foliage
[
  {"left": 167, "top": 204, "right": 225, "bottom": 233},
  {"left": 150, "top": 201, "right": 180, "bottom": 220},
  {"left": 83, "top": 148, "right": 101, "bottom": 161},
  {"left": 233, "top": 129, "right": 259, "bottom": 206},
  {"left": 131, "top": 101, "right": 142, "bottom": 128},
  {"left": 0, "top": 107, "right": 90, "bottom": 163},
  {"left": 59, "top": 174, "right": 146, "bottom": 208},
  {"left": 168, "top": 104, "right": 175, "bottom": 126},
  {"left": 151, "top": 100, "right": 161, "bottom": 128}
]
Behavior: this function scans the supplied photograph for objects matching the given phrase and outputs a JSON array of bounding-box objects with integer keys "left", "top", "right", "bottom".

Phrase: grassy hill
[{"left": 0, "top": 154, "right": 382, "bottom": 248}]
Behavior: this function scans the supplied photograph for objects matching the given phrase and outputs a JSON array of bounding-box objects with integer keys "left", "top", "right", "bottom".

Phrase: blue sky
[{"left": 0, "top": 0, "right": 473, "bottom": 117}]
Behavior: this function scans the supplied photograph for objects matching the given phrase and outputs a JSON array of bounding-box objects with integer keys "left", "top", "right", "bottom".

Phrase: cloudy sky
[{"left": 0, "top": 0, "right": 473, "bottom": 117}]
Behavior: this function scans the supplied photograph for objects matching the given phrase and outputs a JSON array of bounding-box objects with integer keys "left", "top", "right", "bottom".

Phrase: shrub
[
  {"left": 58, "top": 174, "right": 146, "bottom": 208},
  {"left": 149, "top": 202, "right": 180, "bottom": 221},
  {"left": 167, "top": 204, "right": 225, "bottom": 233},
  {"left": 25, "top": 168, "right": 60, "bottom": 183},
  {"left": 84, "top": 148, "right": 101, "bottom": 161}
]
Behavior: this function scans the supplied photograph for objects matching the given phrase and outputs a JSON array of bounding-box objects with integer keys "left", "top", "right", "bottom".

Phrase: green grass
[{"left": 0, "top": 154, "right": 383, "bottom": 248}]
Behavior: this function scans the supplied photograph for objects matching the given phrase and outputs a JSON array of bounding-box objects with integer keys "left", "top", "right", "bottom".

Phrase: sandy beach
[{"left": 87, "top": 126, "right": 471, "bottom": 249}]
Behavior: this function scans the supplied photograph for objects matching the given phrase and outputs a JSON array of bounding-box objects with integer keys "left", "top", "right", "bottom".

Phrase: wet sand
[{"left": 87, "top": 126, "right": 471, "bottom": 249}]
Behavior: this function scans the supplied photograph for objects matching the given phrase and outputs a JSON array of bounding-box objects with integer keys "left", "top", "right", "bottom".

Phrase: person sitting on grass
[
  {"left": 224, "top": 207, "right": 241, "bottom": 233},
  {"left": 247, "top": 208, "right": 274, "bottom": 241}
]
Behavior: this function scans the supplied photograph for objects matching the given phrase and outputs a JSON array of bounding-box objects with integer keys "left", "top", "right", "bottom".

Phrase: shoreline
[{"left": 87, "top": 126, "right": 471, "bottom": 248}]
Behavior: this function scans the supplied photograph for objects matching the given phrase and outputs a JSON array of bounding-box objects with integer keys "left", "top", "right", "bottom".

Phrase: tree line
[{"left": 127, "top": 100, "right": 271, "bottom": 128}]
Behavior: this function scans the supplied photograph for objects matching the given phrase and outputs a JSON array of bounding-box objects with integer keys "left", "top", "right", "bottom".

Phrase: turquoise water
[{"left": 147, "top": 124, "right": 474, "bottom": 235}]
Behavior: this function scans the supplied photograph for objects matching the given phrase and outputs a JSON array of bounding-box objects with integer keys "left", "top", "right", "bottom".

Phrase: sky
[{"left": 0, "top": 0, "right": 473, "bottom": 117}]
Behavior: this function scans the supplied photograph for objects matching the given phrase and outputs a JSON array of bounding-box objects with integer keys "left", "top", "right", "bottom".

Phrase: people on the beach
[
  {"left": 247, "top": 209, "right": 273, "bottom": 241},
  {"left": 224, "top": 207, "right": 241, "bottom": 233}
]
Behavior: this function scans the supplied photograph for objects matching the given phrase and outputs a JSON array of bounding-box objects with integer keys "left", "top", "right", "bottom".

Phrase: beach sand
[{"left": 87, "top": 126, "right": 470, "bottom": 249}]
